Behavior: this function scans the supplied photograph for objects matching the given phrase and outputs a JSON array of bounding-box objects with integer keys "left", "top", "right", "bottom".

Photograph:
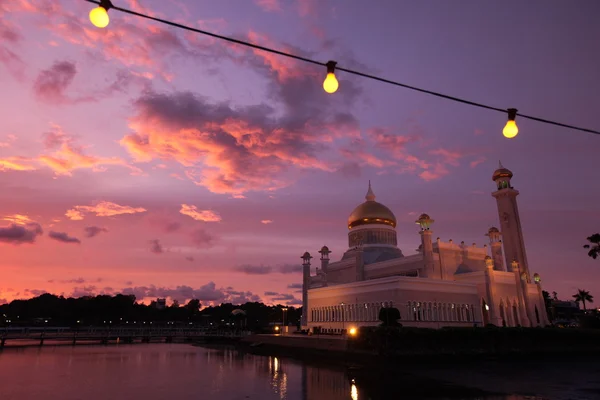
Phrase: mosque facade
[{"left": 300, "top": 164, "right": 549, "bottom": 331}]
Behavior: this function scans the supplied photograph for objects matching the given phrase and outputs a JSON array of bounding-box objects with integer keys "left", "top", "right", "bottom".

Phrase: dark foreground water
[{"left": 0, "top": 344, "right": 598, "bottom": 400}]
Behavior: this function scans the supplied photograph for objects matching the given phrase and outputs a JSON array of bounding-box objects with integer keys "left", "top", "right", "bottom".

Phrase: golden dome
[
  {"left": 347, "top": 181, "right": 396, "bottom": 229},
  {"left": 493, "top": 161, "right": 513, "bottom": 181}
]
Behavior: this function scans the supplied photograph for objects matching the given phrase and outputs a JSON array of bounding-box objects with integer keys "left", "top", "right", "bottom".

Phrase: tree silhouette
[
  {"left": 542, "top": 290, "right": 554, "bottom": 321},
  {"left": 572, "top": 289, "right": 594, "bottom": 311},
  {"left": 378, "top": 307, "right": 401, "bottom": 326},
  {"left": 0, "top": 294, "right": 301, "bottom": 329},
  {"left": 583, "top": 233, "right": 600, "bottom": 259}
]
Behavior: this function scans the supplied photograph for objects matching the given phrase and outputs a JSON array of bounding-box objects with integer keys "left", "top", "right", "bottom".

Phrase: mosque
[{"left": 300, "top": 164, "right": 549, "bottom": 330}]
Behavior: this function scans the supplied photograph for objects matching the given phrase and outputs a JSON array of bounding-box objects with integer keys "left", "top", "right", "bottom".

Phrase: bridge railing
[{"left": 0, "top": 327, "right": 251, "bottom": 339}]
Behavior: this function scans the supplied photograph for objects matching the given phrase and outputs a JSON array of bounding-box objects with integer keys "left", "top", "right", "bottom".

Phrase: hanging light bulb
[
  {"left": 89, "top": 0, "right": 113, "bottom": 28},
  {"left": 323, "top": 60, "right": 339, "bottom": 94},
  {"left": 503, "top": 108, "right": 519, "bottom": 138}
]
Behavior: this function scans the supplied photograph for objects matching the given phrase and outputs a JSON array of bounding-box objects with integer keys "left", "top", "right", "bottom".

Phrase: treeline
[{"left": 0, "top": 293, "right": 301, "bottom": 329}]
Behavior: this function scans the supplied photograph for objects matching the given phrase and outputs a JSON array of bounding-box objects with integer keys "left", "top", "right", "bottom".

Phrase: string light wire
[{"left": 82, "top": 0, "right": 600, "bottom": 136}]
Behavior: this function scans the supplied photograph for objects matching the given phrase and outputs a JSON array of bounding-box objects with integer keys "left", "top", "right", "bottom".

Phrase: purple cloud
[
  {"left": 119, "top": 282, "right": 261, "bottom": 304},
  {"left": 33, "top": 61, "right": 78, "bottom": 103},
  {"left": 48, "top": 231, "right": 81, "bottom": 244},
  {"left": 149, "top": 239, "right": 164, "bottom": 254},
  {"left": 84, "top": 226, "right": 108, "bottom": 238},
  {"left": 190, "top": 229, "right": 215, "bottom": 248},
  {"left": 0, "top": 223, "right": 43, "bottom": 245}
]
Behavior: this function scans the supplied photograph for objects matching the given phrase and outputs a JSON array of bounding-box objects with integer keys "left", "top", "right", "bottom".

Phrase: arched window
[
  {"left": 499, "top": 302, "right": 506, "bottom": 326},
  {"left": 481, "top": 300, "right": 490, "bottom": 325},
  {"left": 512, "top": 303, "right": 519, "bottom": 326},
  {"left": 535, "top": 306, "right": 540, "bottom": 325}
]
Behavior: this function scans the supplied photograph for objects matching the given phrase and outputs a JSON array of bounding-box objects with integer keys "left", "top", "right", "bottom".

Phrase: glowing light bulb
[
  {"left": 323, "top": 60, "right": 339, "bottom": 94},
  {"left": 503, "top": 120, "right": 518, "bottom": 138},
  {"left": 323, "top": 72, "right": 339, "bottom": 93},
  {"left": 90, "top": 6, "right": 110, "bottom": 28},
  {"left": 503, "top": 108, "right": 519, "bottom": 138}
]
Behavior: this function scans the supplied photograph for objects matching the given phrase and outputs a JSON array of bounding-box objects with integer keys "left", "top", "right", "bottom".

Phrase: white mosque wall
[{"left": 307, "top": 276, "right": 484, "bottom": 330}]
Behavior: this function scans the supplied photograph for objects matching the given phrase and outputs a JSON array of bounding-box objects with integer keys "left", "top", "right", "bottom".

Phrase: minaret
[
  {"left": 416, "top": 214, "right": 436, "bottom": 279},
  {"left": 491, "top": 162, "right": 531, "bottom": 280},
  {"left": 318, "top": 246, "right": 331, "bottom": 273},
  {"left": 301, "top": 251, "right": 312, "bottom": 328},
  {"left": 485, "top": 227, "right": 505, "bottom": 271}
]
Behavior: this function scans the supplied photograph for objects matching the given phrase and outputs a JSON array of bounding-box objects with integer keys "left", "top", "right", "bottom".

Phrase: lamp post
[
  {"left": 281, "top": 308, "right": 288, "bottom": 333},
  {"left": 340, "top": 302, "right": 345, "bottom": 333}
]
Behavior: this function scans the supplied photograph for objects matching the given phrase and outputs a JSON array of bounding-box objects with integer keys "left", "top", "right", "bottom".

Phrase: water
[{"left": 0, "top": 344, "right": 597, "bottom": 400}]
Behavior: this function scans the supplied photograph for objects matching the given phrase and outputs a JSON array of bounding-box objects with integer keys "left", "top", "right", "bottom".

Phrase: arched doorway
[
  {"left": 499, "top": 301, "right": 507, "bottom": 327},
  {"left": 512, "top": 303, "right": 520, "bottom": 326}
]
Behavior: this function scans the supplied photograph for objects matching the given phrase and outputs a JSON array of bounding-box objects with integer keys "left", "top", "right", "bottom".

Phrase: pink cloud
[
  {"left": 2, "top": 214, "right": 34, "bottom": 225},
  {"left": 179, "top": 204, "right": 222, "bottom": 222},
  {"left": 261, "top": 219, "right": 273, "bottom": 224},
  {"left": 470, "top": 156, "right": 487, "bottom": 168},
  {"left": 255, "top": 0, "right": 281, "bottom": 12},
  {"left": 419, "top": 163, "right": 450, "bottom": 181},
  {"left": 65, "top": 201, "right": 147, "bottom": 221},
  {"left": 121, "top": 90, "right": 346, "bottom": 195},
  {"left": 0, "top": 157, "right": 36, "bottom": 172},
  {"left": 37, "top": 126, "right": 142, "bottom": 176},
  {"left": 0, "top": 134, "right": 16, "bottom": 148},
  {"left": 429, "top": 148, "right": 464, "bottom": 167}
]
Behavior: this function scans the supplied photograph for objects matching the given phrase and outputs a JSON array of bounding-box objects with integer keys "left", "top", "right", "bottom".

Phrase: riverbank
[
  {"left": 238, "top": 327, "right": 600, "bottom": 365},
  {"left": 234, "top": 333, "right": 600, "bottom": 399}
]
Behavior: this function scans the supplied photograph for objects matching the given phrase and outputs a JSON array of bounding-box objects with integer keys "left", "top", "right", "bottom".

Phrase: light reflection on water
[{"left": 0, "top": 344, "right": 559, "bottom": 400}]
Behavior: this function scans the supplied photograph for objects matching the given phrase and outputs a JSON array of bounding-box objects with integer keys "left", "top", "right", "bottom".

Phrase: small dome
[
  {"left": 488, "top": 226, "right": 500, "bottom": 233},
  {"left": 320, "top": 245, "right": 330, "bottom": 252},
  {"left": 484, "top": 255, "right": 492, "bottom": 260},
  {"left": 493, "top": 161, "right": 513, "bottom": 181},
  {"left": 418, "top": 213, "right": 431, "bottom": 221},
  {"left": 301, "top": 251, "right": 311, "bottom": 259},
  {"left": 347, "top": 181, "right": 396, "bottom": 229},
  {"left": 533, "top": 273, "right": 541, "bottom": 283}
]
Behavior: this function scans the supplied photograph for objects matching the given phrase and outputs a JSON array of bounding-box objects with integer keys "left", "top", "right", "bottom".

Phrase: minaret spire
[
  {"left": 365, "top": 180, "right": 376, "bottom": 201},
  {"left": 498, "top": 160, "right": 504, "bottom": 169}
]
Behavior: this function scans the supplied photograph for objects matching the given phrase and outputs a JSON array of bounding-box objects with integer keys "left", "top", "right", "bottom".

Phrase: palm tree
[
  {"left": 583, "top": 233, "right": 600, "bottom": 259},
  {"left": 572, "top": 289, "right": 594, "bottom": 311}
]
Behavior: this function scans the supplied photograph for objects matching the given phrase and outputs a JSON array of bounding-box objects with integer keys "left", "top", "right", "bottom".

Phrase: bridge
[{"left": 0, "top": 326, "right": 250, "bottom": 347}]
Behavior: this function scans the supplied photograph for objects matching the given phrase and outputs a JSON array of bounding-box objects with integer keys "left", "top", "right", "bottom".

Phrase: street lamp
[{"left": 281, "top": 308, "right": 288, "bottom": 327}]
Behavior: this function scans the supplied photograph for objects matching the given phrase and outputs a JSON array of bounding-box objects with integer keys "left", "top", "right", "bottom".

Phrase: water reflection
[{"left": 0, "top": 344, "right": 581, "bottom": 400}]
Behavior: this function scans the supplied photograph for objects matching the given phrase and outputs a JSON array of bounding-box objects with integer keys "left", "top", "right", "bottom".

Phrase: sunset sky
[{"left": 1, "top": 0, "right": 599, "bottom": 307}]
